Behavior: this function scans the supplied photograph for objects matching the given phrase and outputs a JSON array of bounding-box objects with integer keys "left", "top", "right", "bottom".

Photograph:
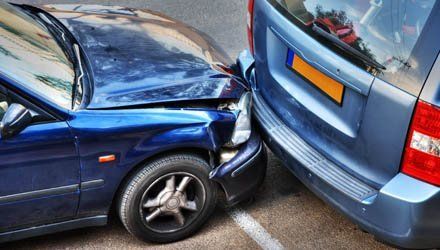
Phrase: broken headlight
[{"left": 227, "top": 92, "right": 252, "bottom": 147}]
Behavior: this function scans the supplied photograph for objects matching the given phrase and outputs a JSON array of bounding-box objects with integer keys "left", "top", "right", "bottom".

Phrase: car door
[{"left": 0, "top": 85, "right": 80, "bottom": 231}]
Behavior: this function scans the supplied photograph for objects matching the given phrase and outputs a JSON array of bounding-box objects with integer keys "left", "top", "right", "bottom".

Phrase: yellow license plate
[{"left": 286, "top": 49, "right": 344, "bottom": 105}]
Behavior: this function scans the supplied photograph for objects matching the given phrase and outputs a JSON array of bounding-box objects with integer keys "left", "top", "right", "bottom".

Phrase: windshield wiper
[
  {"left": 21, "top": 5, "right": 76, "bottom": 63},
  {"left": 72, "top": 44, "right": 84, "bottom": 109},
  {"left": 37, "top": 12, "right": 67, "bottom": 42},
  {"left": 311, "top": 23, "right": 386, "bottom": 71}
]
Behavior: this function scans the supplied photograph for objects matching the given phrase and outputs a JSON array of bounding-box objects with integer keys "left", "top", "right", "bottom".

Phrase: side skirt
[{"left": 0, "top": 215, "right": 108, "bottom": 243}]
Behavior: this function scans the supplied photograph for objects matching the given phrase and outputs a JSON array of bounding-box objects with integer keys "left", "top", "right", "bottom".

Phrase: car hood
[{"left": 42, "top": 4, "right": 246, "bottom": 109}]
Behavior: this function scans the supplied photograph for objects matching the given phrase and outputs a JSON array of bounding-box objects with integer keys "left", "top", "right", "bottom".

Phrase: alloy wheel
[{"left": 139, "top": 172, "right": 206, "bottom": 233}]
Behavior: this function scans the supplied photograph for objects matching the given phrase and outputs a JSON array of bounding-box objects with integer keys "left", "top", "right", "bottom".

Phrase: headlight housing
[{"left": 228, "top": 92, "right": 252, "bottom": 147}]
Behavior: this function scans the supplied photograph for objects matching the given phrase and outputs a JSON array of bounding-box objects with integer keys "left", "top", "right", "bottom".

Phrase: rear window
[{"left": 270, "top": 0, "right": 437, "bottom": 92}]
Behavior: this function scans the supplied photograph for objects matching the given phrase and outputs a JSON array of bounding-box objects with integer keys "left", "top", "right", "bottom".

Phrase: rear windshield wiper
[{"left": 311, "top": 24, "right": 386, "bottom": 71}]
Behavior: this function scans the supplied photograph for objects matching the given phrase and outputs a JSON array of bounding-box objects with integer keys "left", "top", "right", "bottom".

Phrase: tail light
[
  {"left": 247, "top": 0, "right": 255, "bottom": 55},
  {"left": 401, "top": 101, "right": 440, "bottom": 186}
]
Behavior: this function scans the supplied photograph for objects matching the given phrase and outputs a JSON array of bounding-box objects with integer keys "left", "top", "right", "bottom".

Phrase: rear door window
[{"left": 270, "top": 0, "right": 438, "bottom": 94}]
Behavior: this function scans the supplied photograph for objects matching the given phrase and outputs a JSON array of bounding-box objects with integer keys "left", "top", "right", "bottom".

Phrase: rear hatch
[{"left": 253, "top": 0, "right": 438, "bottom": 188}]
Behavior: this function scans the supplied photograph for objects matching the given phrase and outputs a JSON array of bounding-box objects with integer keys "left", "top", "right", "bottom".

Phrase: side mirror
[{"left": 0, "top": 103, "right": 32, "bottom": 139}]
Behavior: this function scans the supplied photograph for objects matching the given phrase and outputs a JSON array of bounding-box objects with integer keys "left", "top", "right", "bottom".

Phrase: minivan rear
[{"left": 241, "top": 0, "right": 440, "bottom": 248}]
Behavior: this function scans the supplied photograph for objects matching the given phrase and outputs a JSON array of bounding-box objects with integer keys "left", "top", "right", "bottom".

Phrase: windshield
[
  {"left": 0, "top": 2, "right": 74, "bottom": 109},
  {"left": 274, "top": 0, "right": 435, "bottom": 74}
]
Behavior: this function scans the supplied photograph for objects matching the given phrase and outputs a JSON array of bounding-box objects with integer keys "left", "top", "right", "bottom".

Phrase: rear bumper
[
  {"left": 210, "top": 131, "right": 267, "bottom": 206},
  {"left": 253, "top": 90, "right": 440, "bottom": 249}
]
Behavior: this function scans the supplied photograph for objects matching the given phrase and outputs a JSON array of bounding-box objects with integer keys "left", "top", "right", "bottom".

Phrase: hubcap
[{"left": 140, "top": 172, "right": 206, "bottom": 233}]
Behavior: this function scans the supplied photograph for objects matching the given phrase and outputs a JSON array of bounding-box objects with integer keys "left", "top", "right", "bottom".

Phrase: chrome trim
[
  {"left": 0, "top": 184, "right": 78, "bottom": 204},
  {"left": 81, "top": 179, "right": 105, "bottom": 189}
]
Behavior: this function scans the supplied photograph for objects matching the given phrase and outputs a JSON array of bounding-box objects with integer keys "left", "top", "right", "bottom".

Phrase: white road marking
[{"left": 226, "top": 207, "right": 284, "bottom": 250}]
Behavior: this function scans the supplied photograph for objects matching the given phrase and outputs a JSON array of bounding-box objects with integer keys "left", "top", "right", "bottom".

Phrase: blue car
[
  {"left": 0, "top": 3, "right": 267, "bottom": 243},
  {"left": 243, "top": 0, "right": 440, "bottom": 248}
]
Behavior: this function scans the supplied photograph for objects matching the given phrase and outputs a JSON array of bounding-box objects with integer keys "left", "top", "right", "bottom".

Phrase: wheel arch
[{"left": 109, "top": 146, "right": 214, "bottom": 214}]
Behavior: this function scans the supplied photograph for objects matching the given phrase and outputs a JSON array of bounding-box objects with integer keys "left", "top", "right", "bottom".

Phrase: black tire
[{"left": 118, "top": 153, "right": 217, "bottom": 243}]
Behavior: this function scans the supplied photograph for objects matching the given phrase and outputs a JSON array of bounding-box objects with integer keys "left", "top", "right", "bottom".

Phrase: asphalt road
[{"left": 3, "top": 1, "right": 391, "bottom": 249}]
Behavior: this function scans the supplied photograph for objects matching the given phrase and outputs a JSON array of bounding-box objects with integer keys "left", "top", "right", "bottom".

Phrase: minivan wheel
[{"left": 118, "top": 154, "right": 217, "bottom": 243}]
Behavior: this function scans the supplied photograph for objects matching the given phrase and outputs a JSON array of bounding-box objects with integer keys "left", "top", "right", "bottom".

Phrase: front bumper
[
  {"left": 253, "top": 90, "right": 440, "bottom": 249},
  {"left": 210, "top": 131, "right": 267, "bottom": 206}
]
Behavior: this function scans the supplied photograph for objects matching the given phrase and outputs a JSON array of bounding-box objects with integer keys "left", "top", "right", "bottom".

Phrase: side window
[
  {"left": 0, "top": 92, "right": 8, "bottom": 120},
  {"left": 0, "top": 83, "right": 56, "bottom": 125}
]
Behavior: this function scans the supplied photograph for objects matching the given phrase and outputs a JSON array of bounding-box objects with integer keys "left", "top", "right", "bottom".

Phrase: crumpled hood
[{"left": 43, "top": 4, "right": 246, "bottom": 109}]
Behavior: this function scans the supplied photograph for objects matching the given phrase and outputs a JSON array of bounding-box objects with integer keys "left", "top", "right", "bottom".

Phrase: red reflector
[
  {"left": 247, "top": 0, "right": 255, "bottom": 55},
  {"left": 99, "top": 154, "right": 116, "bottom": 163},
  {"left": 402, "top": 101, "right": 440, "bottom": 186}
]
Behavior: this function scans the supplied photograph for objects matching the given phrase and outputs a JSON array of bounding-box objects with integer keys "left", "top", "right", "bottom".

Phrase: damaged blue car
[{"left": 0, "top": 3, "right": 266, "bottom": 243}]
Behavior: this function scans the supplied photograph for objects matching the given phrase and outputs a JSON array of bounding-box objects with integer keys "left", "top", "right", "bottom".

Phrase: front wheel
[{"left": 118, "top": 153, "right": 217, "bottom": 243}]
